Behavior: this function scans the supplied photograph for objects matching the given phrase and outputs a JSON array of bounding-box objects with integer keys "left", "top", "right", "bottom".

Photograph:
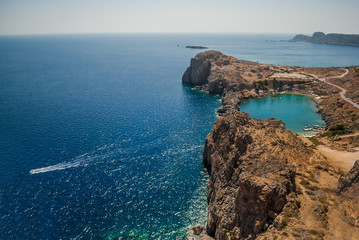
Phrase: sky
[{"left": 0, "top": 0, "right": 358, "bottom": 35}]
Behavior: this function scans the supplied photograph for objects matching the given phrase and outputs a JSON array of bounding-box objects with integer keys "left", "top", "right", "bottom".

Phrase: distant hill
[{"left": 289, "top": 32, "right": 359, "bottom": 47}]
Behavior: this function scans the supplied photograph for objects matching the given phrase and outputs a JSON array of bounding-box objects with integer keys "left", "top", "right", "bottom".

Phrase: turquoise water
[
  {"left": 0, "top": 34, "right": 358, "bottom": 239},
  {"left": 240, "top": 94, "right": 325, "bottom": 135}
]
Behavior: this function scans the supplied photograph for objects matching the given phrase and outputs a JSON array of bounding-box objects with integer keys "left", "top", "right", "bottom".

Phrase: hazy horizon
[
  {"left": 1, "top": 32, "right": 357, "bottom": 37},
  {"left": 1, "top": 0, "right": 358, "bottom": 36}
]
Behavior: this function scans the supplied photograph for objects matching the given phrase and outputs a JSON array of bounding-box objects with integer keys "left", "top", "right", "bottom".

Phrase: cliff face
[
  {"left": 182, "top": 51, "right": 254, "bottom": 94},
  {"left": 337, "top": 160, "right": 359, "bottom": 228},
  {"left": 182, "top": 51, "right": 212, "bottom": 86},
  {"left": 338, "top": 160, "right": 359, "bottom": 194},
  {"left": 203, "top": 110, "right": 312, "bottom": 239}
]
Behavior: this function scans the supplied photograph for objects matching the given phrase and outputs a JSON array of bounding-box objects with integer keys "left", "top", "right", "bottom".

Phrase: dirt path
[
  {"left": 337, "top": 132, "right": 359, "bottom": 138},
  {"left": 318, "top": 69, "right": 359, "bottom": 109}
]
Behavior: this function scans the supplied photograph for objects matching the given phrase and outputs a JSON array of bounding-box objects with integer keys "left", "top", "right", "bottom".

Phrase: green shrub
[
  {"left": 326, "top": 124, "right": 349, "bottom": 136},
  {"left": 329, "top": 124, "right": 345, "bottom": 131}
]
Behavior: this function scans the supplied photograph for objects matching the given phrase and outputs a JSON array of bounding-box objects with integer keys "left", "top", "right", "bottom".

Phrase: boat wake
[
  {"left": 30, "top": 158, "right": 89, "bottom": 174},
  {"left": 30, "top": 145, "right": 114, "bottom": 175}
]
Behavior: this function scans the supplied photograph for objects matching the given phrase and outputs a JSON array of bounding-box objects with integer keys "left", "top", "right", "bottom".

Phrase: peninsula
[
  {"left": 184, "top": 51, "right": 359, "bottom": 240},
  {"left": 289, "top": 32, "right": 359, "bottom": 47}
]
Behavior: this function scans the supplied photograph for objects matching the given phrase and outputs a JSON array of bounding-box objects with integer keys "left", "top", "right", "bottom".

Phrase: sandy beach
[{"left": 317, "top": 145, "right": 359, "bottom": 172}]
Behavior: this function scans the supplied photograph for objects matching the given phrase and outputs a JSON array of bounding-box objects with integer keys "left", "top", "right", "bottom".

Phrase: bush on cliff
[{"left": 326, "top": 124, "right": 350, "bottom": 136}]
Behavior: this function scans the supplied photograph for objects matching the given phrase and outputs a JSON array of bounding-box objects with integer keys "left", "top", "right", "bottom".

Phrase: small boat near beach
[{"left": 304, "top": 125, "right": 313, "bottom": 131}]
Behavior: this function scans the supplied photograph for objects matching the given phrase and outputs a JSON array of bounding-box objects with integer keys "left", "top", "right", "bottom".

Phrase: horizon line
[
  {"left": 0, "top": 31, "right": 317, "bottom": 37},
  {"left": 1, "top": 31, "right": 359, "bottom": 37}
]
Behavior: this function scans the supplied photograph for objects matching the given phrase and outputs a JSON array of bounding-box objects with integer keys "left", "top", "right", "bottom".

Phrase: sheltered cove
[{"left": 184, "top": 51, "right": 359, "bottom": 240}]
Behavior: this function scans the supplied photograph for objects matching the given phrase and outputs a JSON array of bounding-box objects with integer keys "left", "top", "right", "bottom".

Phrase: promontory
[{"left": 184, "top": 51, "right": 359, "bottom": 240}]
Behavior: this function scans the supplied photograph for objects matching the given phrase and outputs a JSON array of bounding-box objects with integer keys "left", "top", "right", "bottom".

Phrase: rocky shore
[
  {"left": 182, "top": 51, "right": 359, "bottom": 128},
  {"left": 183, "top": 51, "right": 359, "bottom": 239}
]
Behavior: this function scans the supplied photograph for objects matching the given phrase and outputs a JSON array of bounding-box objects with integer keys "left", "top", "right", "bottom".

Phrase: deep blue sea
[{"left": 1, "top": 34, "right": 359, "bottom": 239}]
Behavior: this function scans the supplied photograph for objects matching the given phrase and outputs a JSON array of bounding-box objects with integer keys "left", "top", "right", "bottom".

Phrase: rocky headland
[
  {"left": 182, "top": 51, "right": 359, "bottom": 129},
  {"left": 289, "top": 32, "right": 359, "bottom": 47},
  {"left": 183, "top": 51, "right": 359, "bottom": 239}
]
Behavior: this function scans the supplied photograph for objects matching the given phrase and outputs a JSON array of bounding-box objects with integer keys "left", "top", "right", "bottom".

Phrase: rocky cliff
[
  {"left": 337, "top": 160, "right": 359, "bottom": 228},
  {"left": 198, "top": 108, "right": 359, "bottom": 240},
  {"left": 182, "top": 51, "right": 279, "bottom": 115},
  {"left": 183, "top": 51, "right": 359, "bottom": 239},
  {"left": 338, "top": 160, "right": 359, "bottom": 194},
  {"left": 203, "top": 110, "right": 313, "bottom": 239},
  {"left": 182, "top": 51, "right": 265, "bottom": 94}
]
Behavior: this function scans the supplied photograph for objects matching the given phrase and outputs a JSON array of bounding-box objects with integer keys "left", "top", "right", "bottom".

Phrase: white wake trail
[
  {"left": 30, "top": 145, "right": 113, "bottom": 175},
  {"left": 29, "top": 158, "right": 89, "bottom": 174}
]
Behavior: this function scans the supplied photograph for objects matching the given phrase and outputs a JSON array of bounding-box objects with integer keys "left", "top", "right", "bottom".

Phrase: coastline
[
  {"left": 190, "top": 85, "right": 326, "bottom": 137},
  {"left": 182, "top": 51, "right": 359, "bottom": 132},
  {"left": 183, "top": 51, "right": 359, "bottom": 239}
]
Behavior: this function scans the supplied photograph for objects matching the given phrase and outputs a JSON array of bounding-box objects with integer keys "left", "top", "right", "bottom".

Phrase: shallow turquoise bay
[{"left": 240, "top": 94, "right": 325, "bottom": 135}]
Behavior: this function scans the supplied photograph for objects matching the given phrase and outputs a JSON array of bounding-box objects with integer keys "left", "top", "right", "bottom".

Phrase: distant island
[
  {"left": 186, "top": 45, "right": 208, "bottom": 49},
  {"left": 289, "top": 32, "right": 359, "bottom": 47}
]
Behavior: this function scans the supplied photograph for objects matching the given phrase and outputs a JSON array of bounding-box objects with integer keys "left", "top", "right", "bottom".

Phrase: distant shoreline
[{"left": 289, "top": 32, "right": 359, "bottom": 47}]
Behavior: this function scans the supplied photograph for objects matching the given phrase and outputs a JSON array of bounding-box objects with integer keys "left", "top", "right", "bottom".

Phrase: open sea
[{"left": 1, "top": 33, "right": 359, "bottom": 239}]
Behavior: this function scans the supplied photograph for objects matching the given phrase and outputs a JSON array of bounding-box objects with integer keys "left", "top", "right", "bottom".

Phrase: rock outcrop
[
  {"left": 337, "top": 160, "right": 359, "bottom": 194},
  {"left": 203, "top": 110, "right": 313, "bottom": 239},
  {"left": 182, "top": 51, "right": 254, "bottom": 94},
  {"left": 182, "top": 51, "right": 213, "bottom": 86},
  {"left": 336, "top": 160, "right": 359, "bottom": 229}
]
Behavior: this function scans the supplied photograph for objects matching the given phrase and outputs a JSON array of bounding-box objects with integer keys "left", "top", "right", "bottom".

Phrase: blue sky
[{"left": 0, "top": 0, "right": 358, "bottom": 35}]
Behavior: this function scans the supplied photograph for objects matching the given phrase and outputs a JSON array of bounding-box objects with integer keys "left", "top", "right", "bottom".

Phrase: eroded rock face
[
  {"left": 182, "top": 51, "right": 248, "bottom": 94},
  {"left": 337, "top": 160, "right": 359, "bottom": 194},
  {"left": 182, "top": 54, "right": 212, "bottom": 86},
  {"left": 203, "top": 110, "right": 310, "bottom": 239}
]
